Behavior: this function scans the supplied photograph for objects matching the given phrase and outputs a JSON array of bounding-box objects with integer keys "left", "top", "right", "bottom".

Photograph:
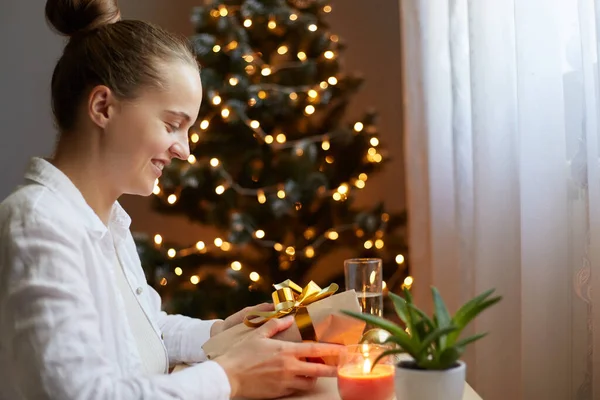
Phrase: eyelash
[{"left": 166, "top": 123, "right": 179, "bottom": 133}]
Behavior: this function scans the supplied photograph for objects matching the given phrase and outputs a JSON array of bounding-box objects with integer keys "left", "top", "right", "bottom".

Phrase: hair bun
[{"left": 45, "top": 0, "right": 121, "bottom": 37}]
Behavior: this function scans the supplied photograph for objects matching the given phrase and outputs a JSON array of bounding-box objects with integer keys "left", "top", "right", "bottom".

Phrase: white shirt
[{"left": 0, "top": 157, "right": 231, "bottom": 400}]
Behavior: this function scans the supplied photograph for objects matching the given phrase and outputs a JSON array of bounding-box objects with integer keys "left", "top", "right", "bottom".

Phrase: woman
[{"left": 0, "top": 0, "right": 341, "bottom": 399}]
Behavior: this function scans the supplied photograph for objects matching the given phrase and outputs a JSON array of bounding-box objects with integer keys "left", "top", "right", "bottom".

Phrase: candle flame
[{"left": 363, "top": 358, "right": 372, "bottom": 374}]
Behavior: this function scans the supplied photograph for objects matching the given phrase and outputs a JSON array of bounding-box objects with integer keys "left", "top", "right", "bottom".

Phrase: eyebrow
[{"left": 165, "top": 110, "right": 192, "bottom": 123}]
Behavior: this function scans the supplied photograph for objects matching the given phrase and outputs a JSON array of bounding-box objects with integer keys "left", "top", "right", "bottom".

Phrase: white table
[{"left": 234, "top": 377, "right": 481, "bottom": 400}]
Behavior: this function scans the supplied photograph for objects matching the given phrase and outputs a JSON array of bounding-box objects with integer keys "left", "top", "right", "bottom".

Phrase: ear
[{"left": 87, "top": 85, "right": 116, "bottom": 129}]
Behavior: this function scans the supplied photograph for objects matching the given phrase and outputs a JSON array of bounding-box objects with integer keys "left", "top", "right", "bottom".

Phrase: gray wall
[{"left": 0, "top": 1, "right": 404, "bottom": 277}]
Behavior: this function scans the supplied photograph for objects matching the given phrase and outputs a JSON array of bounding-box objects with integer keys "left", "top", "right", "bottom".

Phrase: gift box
[{"left": 202, "top": 280, "right": 366, "bottom": 365}]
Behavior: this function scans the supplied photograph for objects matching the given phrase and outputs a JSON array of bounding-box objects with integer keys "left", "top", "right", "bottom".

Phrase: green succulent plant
[{"left": 342, "top": 287, "right": 502, "bottom": 370}]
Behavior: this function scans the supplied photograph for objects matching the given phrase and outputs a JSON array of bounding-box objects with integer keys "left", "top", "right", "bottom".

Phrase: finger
[
  {"left": 255, "top": 315, "right": 295, "bottom": 338},
  {"left": 290, "top": 358, "right": 339, "bottom": 378},
  {"left": 284, "top": 342, "right": 343, "bottom": 358},
  {"left": 250, "top": 302, "right": 275, "bottom": 312},
  {"left": 288, "top": 376, "right": 318, "bottom": 392}
]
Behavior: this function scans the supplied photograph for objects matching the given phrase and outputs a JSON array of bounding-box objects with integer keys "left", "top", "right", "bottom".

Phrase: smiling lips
[{"left": 151, "top": 159, "right": 169, "bottom": 177}]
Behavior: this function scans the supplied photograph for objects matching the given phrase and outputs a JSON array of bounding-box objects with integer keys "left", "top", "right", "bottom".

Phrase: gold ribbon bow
[{"left": 243, "top": 280, "right": 339, "bottom": 341}]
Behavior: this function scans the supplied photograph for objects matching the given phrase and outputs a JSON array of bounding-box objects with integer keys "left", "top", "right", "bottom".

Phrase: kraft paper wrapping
[{"left": 202, "top": 289, "right": 365, "bottom": 365}]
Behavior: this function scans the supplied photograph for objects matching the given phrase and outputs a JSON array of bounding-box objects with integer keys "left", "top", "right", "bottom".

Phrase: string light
[
  {"left": 289, "top": 13, "right": 298, "bottom": 21},
  {"left": 243, "top": 54, "right": 254, "bottom": 62},
  {"left": 276, "top": 133, "right": 287, "bottom": 143},
  {"left": 231, "top": 261, "right": 242, "bottom": 271},
  {"left": 265, "top": 135, "right": 274, "bottom": 144},
  {"left": 305, "top": 246, "right": 315, "bottom": 258},
  {"left": 221, "top": 242, "right": 232, "bottom": 251},
  {"left": 200, "top": 120, "right": 210, "bottom": 130},
  {"left": 167, "top": 194, "right": 177, "bottom": 204},
  {"left": 257, "top": 190, "right": 267, "bottom": 204},
  {"left": 190, "top": 133, "right": 200, "bottom": 143},
  {"left": 167, "top": 248, "right": 176, "bottom": 258},
  {"left": 174, "top": 267, "right": 183, "bottom": 276},
  {"left": 249, "top": 272, "right": 260, "bottom": 282},
  {"left": 327, "top": 230, "right": 339, "bottom": 240},
  {"left": 368, "top": 148, "right": 377, "bottom": 156},
  {"left": 305, "top": 105, "right": 315, "bottom": 115},
  {"left": 215, "top": 185, "right": 226, "bottom": 195},
  {"left": 212, "top": 95, "right": 222, "bottom": 105},
  {"left": 322, "top": 140, "right": 330, "bottom": 150},
  {"left": 278, "top": 45, "right": 288, "bottom": 55},
  {"left": 330, "top": 34, "right": 339, "bottom": 42},
  {"left": 286, "top": 246, "right": 296, "bottom": 256},
  {"left": 338, "top": 183, "right": 349, "bottom": 195},
  {"left": 403, "top": 276, "right": 414, "bottom": 290},
  {"left": 375, "top": 239, "right": 384, "bottom": 249},
  {"left": 359, "top": 173, "right": 368, "bottom": 181},
  {"left": 160, "top": 278, "right": 168, "bottom": 286},
  {"left": 354, "top": 122, "right": 364, "bottom": 132},
  {"left": 214, "top": 238, "right": 223, "bottom": 247},
  {"left": 153, "top": 185, "right": 161, "bottom": 195},
  {"left": 308, "top": 24, "right": 318, "bottom": 31},
  {"left": 250, "top": 120, "right": 260, "bottom": 129},
  {"left": 255, "top": 230, "right": 265, "bottom": 239},
  {"left": 370, "top": 137, "right": 379, "bottom": 146},
  {"left": 188, "top": 155, "right": 196, "bottom": 164},
  {"left": 320, "top": 81, "right": 328, "bottom": 89},
  {"left": 289, "top": 92, "right": 298, "bottom": 100},
  {"left": 268, "top": 20, "right": 277, "bottom": 29},
  {"left": 221, "top": 108, "right": 230, "bottom": 118},
  {"left": 154, "top": 234, "right": 163, "bottom": 245},
  {"left": 332, "top": 192, "right": 342, "bottom": 201},
  {"left": 325, "top": 155, "right": 334, "bottom": 164},
  {"left": 396, "top": 254, "right": 405, "bottom": 264},
  {"left": 323, "top": 5, "right": 332, "bottom": 12},
  {"left": 297, "top": 52, "right": 307, "bottom": 61},
  {"left": 229, "top": 77, "right": 239, "bottom": 86},
  {"left": 213, "top": 45, "right": 221, "bottom": 52},
  {"left": 218, "top": 5, "right": 228, "bottom": 16},
  {"left": 190, "top": 275, "right": 200, "bottom": 285},
  {"left": 324, "top": 51, "right": 335, "bottom": 59},
  {"left": 244, "top": 18, "right": 252, "bottom": 27},
  {"left": 364, "top": 240, "right": 373, "bottom": 249},
  {"left": 327, "top": 76, "right": 338, "bottom": 85},
  {"left": 261, "top": 66, "right": 272, "bottom": 76},
  {"left": 308, "top": 89, "right": 318, "bottom": 98},
  {"left": 210, "top": 158, "right": 220, "bottom": 167},
  {"left": 277, "top": 189, "right": 286, "bottom": 199},
  {"left": 355, "top": 179, "right": 366, "bottom": 189},
  {"left": 274, "top": 243, "right": 284, "bottom": 251}
]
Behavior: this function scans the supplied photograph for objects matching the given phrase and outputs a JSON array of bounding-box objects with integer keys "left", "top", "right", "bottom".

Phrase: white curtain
[{"left": 401, "top": 1, "right": 600, "bottom": 399}]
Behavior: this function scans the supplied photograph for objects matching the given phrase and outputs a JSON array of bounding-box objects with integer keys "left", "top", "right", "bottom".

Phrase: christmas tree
[{"left": 135, "top": 0, "right": 409, "bottom": 320}]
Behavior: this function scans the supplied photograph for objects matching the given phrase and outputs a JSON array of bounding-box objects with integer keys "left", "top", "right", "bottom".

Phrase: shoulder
[{"left": 0, "top": 183, "right": 84, "bottom": 241}]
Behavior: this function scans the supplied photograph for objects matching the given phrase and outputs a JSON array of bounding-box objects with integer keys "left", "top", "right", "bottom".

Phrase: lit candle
[{"left": 337, "top": 345, "right": 395, "bottom": 400}]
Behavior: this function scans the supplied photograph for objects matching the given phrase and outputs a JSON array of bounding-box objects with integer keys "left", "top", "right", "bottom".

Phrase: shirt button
[{"left": 136, "top": 287, "right": 143, "bottom": 295}]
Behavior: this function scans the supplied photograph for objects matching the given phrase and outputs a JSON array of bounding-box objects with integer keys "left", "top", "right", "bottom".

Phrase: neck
[{"left": 51, "top": 133, "right": 119, "bottom": 225}]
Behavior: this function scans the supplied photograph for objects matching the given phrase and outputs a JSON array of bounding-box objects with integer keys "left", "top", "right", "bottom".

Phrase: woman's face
[{"left": 101, "top": 61, "right": 203, "bottom": 197}]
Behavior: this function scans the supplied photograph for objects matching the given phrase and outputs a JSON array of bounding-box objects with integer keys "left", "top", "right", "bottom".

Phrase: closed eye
[{"left": 165, "top": 123, "right": 179, "bottom": 133}]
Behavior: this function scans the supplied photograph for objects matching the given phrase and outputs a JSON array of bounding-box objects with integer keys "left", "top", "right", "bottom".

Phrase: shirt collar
[{"left": 24, "top": 157, "right": 132, "bottom": 242}]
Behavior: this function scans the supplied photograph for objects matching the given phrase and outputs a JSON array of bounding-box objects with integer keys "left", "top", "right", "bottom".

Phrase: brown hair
[{"left": 45, "top": 0, "right": 198, "bottom": 133}]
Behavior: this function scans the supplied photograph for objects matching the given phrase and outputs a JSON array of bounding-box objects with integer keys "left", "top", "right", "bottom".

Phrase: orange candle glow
[{"left": 338, "top": 358, "right": 395, "bottom": 400}]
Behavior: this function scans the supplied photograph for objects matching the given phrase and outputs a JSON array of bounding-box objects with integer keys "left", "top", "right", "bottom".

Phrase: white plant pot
[{"left": 394, "top": 360, "right": 466, "bottom": 400}]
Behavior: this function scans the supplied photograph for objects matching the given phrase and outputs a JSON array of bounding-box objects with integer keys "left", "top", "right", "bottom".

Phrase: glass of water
[{"left": 344, "top": 258, "right": 383, "bottom": 317}]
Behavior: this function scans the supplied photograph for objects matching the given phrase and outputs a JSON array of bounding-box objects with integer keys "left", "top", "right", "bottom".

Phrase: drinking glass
[{"left": 344, "top": 258, "right": 383, "bottom": 317}]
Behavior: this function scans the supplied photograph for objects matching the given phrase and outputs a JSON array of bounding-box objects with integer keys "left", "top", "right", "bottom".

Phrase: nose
[{"left": 169, "top": 134, "right": 191, "bottom": 161}]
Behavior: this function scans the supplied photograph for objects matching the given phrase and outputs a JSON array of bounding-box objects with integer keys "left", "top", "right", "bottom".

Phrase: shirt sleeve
[
  {"left": 148, "top": 285, "right": 222, "bottom": 364},
  {"left": 0, "top": 215, "right": 231, "bottom": 400}
]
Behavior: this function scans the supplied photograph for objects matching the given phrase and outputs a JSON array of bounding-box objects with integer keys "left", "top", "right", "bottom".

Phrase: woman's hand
[
  {"left": 214, "top": 316, "right": 342, "bottom": 399},
  {"left": 210, "top": 302, "right": 274, "bottom": 337}
]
